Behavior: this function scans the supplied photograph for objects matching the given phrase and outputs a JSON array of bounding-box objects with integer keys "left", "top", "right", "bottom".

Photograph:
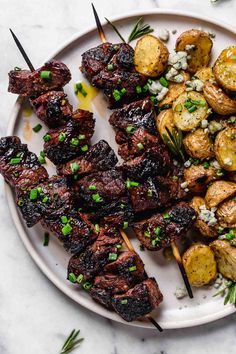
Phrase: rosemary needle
[
  {"left": 60, "top": 329, "right": 84, "bottom": 354},
  {"left": 162, "top": 127, "right": 185, "bottom": 162},
  {"left": 213, "top": 281, "right": 236, "bottom": 308},
  {"left": 105, "top": 17, "right": 126, "bottom": 43}
]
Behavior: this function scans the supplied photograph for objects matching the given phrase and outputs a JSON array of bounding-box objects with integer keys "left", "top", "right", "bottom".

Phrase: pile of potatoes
[{"left": 134, "top": 29, "right": 236, "bottom": 288}]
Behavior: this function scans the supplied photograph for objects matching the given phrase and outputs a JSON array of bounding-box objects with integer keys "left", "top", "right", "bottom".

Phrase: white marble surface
[{"left": 0, "top": 0, "right": 236, "bottom": 353}]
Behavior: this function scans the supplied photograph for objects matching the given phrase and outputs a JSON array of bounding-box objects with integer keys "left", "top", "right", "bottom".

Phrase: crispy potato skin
[
  {"left": 184, "top": 164, "right": 218, "bottom": 194},
  {"left": 216, "top": 197, "right": 236, "bottom": 229},
  {"left": 134, "top": 34, "right": 169, "bottom": 77},
  {"left": 195, "top": 67, "right": 214, "bottom": 81},
  {"left": 183, "top": 244, "right": 217, "bottom": 287},
  {"left": 176, "top": 29, "right": 213, "bottom": 74},
  {"left": 190, "top": 196, "right": 218, "bottom": 237},
  {"left": 173, "top": 92, "right": 209, "bottom": 131},
  {"left": 203, "top": 82, "right": 236, "bottom": 115},
  {"left": 156, "top": 109, "right": 175, "bottom": 140},
  {"left": 159, "top": 72, "right": 190, "bottom": 107},
  {"left": 183, "top": 128, "right": 214, "bottom": 160},
  {"left": 213, "top": 46, "right": 236, "bottom": 93},
  {"left": 205, "top": 180, "right": 236, "bottom": 208},
  {"left": 214, "top": 127, "right": 236, "bottom": 171},
  {"left": 210, "top": 240, "right": 236, "bottom": 281}
]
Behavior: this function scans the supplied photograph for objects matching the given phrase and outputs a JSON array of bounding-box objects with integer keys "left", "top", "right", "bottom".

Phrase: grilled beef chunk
[
  {"left": 112, "top": 278, "right": 163, "bottom": 322},
  {"left": 72, "top": 169, "right": 126, "bottom": 208},
  {"left": 67, "top": 227, "right": 122, "bottom": 281},
  {"left": 8, "top": 60, "right": 71, "bottom": 97},
  {"left": 44, "top": 109, "right": 95, "bottom": 165},
  {"left": 109, "top": 98, "right": 156, "bottom": 134},
  {"left": 90, "top": 275, "right": 130, "bottom": 308},
  {"left": 31, "top": 91, "right": 72, "bottom": 128},
  {"left": 104, "top": 251, "right": 147, "bottom": 287},
  {"left": 16, "top": 176, "right": 72, "bottom": 227},
  {"left": 57, "top": 140, "right": 118, "bottom": 177},
  {"left": 133, "top": 202, "right": 197, "bottom": 251},
  {"left": 0, "top": 136, "right": 48, "bottom": 191}
]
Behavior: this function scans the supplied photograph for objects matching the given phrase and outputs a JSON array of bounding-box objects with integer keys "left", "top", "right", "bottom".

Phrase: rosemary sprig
[
  {"left": 60, "top": 329, "right": 84, "bottom": 354},
  {"left": 213, "top": 280, "right": 236, "bottom": 307},
  {"left": 162, "top": 127, "right": 185, "bottom": 162},
  {"left": 105, "top": 17, "right": 126, "bottom": 43},
  {"left": 128, "top": 17, "right": 154, "bottom": 42}
]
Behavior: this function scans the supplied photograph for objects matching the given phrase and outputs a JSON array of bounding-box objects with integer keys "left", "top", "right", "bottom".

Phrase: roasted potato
[
  {"left": 214, "top": 127, "right": 236, "bottom": 171},
  {"left": 176, "top": 29, "right": 213, "bottom": 74},
  {"left": 213, "top": 46, "right": 236, "bottom": 93},
  {"left": 183, "top": 244, "right": 217, "bottom": 287},
  {"left": 159, "top": 71, "right": 190, "bottom": 107},
  {"left": 183, "top": 128, "right": 214, "bottom": 160},
  {"left": 134, "top": 34, "right": 169, "bottom": 77},
  {"left": 190, "top": 196, "right": 218, "bottom": 237},
  {"left": 173, "top": 92, "right": 209, "bottom": 131},
  {"left": 205, "top": 180, "right": 236, "bottom": 208},
  {"left": 210, "top": 240, "right": 236, "bottom": 281},
  {"left": 216, "top": 197, "right": 236, "bottom": 229},
  {"left": 156, "top": 109, "right": 175, "bottom": 139},
  {"left": 203, "top": 82, "right": 236, "bottom": 115},
  {"left": 195, "top": 66, "right": 214, "bottom": 81},
  {"left": 184, "top": 164, "right": 218, "bottom": 194}
]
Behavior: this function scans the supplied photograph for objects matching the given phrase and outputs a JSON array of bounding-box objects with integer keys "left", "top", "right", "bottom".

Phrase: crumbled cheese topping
[
  {"left": 158, "top": 29, "right": 170, "bottom": 42},
  {"left": 186, "top": 79, "right": 204, "bottom": 92},
  {"left": 223, "top": 157, "right": 232, "bottom": 166},
  {"left": 213, "top": 273, "right": 223, "bottom": 289},
  {"left": 201, "top": 119, "right": 209, "bottom": 128},
  {"left": 184, "top": 160, "right": 192, "bottom": 168},
  {"left": 174, "top": 286, "right": 188, "bottom": 299},
  {"left": 168, "top": 51, "right": 188, "bottom": 70},
  {"left": 185, "top": 44, "right": 196, "bottom": 51},
  {"left": 180, "top": 181, "right": 188, "bottom": 189},
  {"left": 208, "top": 120, "right": 222, "bottom": 134},
  {"left": 147, "top": 80, "right": 169, "bottom": 101},
  {"left": 210, "top": 159, "right": 221, "bottom": 169},
  {"left": 199, "top": 204, "right": 217, "bottom": 226}
]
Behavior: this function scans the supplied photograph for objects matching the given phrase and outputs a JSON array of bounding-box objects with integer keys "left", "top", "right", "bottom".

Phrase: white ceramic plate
[{"left": 5, "top": 9, "right": 236, "bottom": 329}]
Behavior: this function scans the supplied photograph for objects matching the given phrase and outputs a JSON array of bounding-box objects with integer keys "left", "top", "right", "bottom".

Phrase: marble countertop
[{"left": 0, "top": 0, "right": 236, "bottom": 353}]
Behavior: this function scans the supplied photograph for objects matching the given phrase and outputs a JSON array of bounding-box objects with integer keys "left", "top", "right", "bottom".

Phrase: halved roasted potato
[
  {"left": 214, "top": 127, "right": 236, "bottom": 171},
  {"left": 184, "top": 164, "right": 218, "bottom": 194},
  {"left": 183, "top": 244, "right": 217, "bottom": 287},
  {"left": 216, "top": 197, "right": 236, "bottom": 229},
  {"left": 203, "top": 82, "right": 236, "bottom": 115},
  {"left": 205, "top": 180, "right": 236, "bottom": 208},
  {"left": 195, "top": 66, "right": 214, "bottom": 81},
  {"left": 210, "top": 240, "right": 236, "bottom": 281},
  {"left": 183, "top": 128, "right": 214, "bottom": 160},
  {"left": 213, "top": 46, "right": 236, "bottom": 93},
  {"left": 176, "top": 29, "right": 213, "bottom": 74},
  {"left": 190, "top": 196, "right": 218, "bottom": 237},
  {"left": 173, "top": 92, "right": 209, "bottom": 131},
  {"left": 134, "top": 34, "right": 169, "bottom": 77},
  {"left": 159, "top": 71, "right": 190, "bottom": 107},
  {"left": 156, "top": 109, "right": 175, "bottom": 139}
]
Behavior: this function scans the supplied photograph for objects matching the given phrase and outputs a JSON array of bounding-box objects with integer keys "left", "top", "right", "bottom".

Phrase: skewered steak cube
[
  {"left": 67, "top": 227, "right": 122, "bottom": 281},
  {"left": 104, "top": 251, "right": 147, "bottom": 287},
  {"left": 111, "top": 278, "right": 163, "bottom": 322},
  {"left": 133, "top": 202, "right": 197, "bottom": 251},
  {"left": 16, "top": 176, "right": 73, "bottom": 227},
  {"left": 0, "top": 136, "right": 48, "bottom": 191},
  {"left": 57, "top": 140, "right": 118, "bottom": 177},
  {"left": 31, "top": 91, "right": 72, "bottom": 128},
  {"left": 90, "top": 275, "right": 130, "bottom": 308},
  {"left": 72, "top": 169, "right": 126, "bottom": 208},
  {"left": 109, "top": 98, "right": 156, "bottom": 135},
  {"left": 44, "top": 109, "right": 95, "bottom": 165},
  {"left": 8, "top": 60, "right": 71, "bottom": 97},
  {"left": 43, "top": 209, "right": 96, "bottom": 254}
]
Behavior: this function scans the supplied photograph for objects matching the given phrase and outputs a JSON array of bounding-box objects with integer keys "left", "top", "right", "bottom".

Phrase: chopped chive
[
  {"left": 154, "top": 226, "right": 161, "bottom": 236},
  {"left": 113, "top": 89, "right": 121, "bottom": 101},
  {"left": 37, "top": 187, "right": 43, "bottom": 194},
  {"left": 13, "top": 171, "right": 19, "bottom": 178},
  {"left": 89, "top": 185, "right": 96, "bottom": 190},
  {"left": 144, "top": 230, "right": 151, "bottom": 237},
  {"left": 78, "top": 134, "right": 86, "bottom": 140},
  {"left": 43, "top": 134, "right": 51, "bottom": 142},
  {"left": 94, "top": 224, "right": 100, "bottom": 233},
  {"left": 117, "top": 79, "right": 122, "bottom": 85},
  {"left": 120, "top": 299, "right": 128, "bottom": 305},
  {"left": 74, "top": 82, "right": 87, "bottom": 97},
  {"left": 175, "top": 103, "right": 183, "bottom": 112},
  {"left": 147, "top": 189, "right": 153, "bottom": 197},
  {"left": 40, "top": 70, "right": 51, "bottom": 79},
  {"left": 70, "top": 137, "right": 79, "bottom": 146},
  {"left": 125, "top": 179, "right": 140, "bottom": 188},
  {"left": 14, "top": 66, "right": 21, "bottom": 71},
  {"left": 42, "top": 196, "right": 49, "bottom": 203},
  {"left": 150, "top": 96, "right": 158, "bottom": 105},
  {"left": 116, "top": 244, "right": 122, "bottom": 249},
  {"left": 203, "top": 162, "right": 210, "bottom": 169},
  {"left": 92, "top": 193, "right": 103, "bottom": 203},
  {"left": 129, "top": 266, "right": 137, "bottom": 272},
  {"left": 68, "top": 273, "right": 77, "bottom": 283},
  {"left": 32, "top": 123, "right": 42, "bottom": 133},
  {"left": 163, "top": 213, "right": 170, "bottom": 220},
  {"left": 187, "top": 105, "right": 197, "bottom": 113},
  {"left": 107, "top": 63, "right": 114, "bottom": 71},
  {"left": 226, "top": 230, "right": 235, "bottom": 240},
  {"left": 77, "top": 274, "right": 84, "bottom": 284},
  {"left": 137, "top": 142, "right": 144, "bottom": 150},
  {"left": 43, "top": 232, "right": 50, "bottom": 246},
  {"left": 38, "top": 151, "right": 46, "bottom": 164},
  {"left": 61, "top": 216, "right": 68, "bottom": 224},
  {"left": 81, "top": 145, "right": 88, "bottom": 152},
  {"left": 159, "top": 77, "right": 169, "bottom": 87},
  {"left": 135, "top": 85, "right": 142, "bottom": 94},
  {"left": 9, "top": 157, "right": 22, "bottom": 165},
  {"left": 151, "top": 239, "right": 159, "bottom": 247},
  {"left": 70, "top": 162, "right": 80, "bottom": 174},
  {"left": 83, "top": 281, "right": 92, "bottom": 290},
  {"left": 108, "top": 253, "right": 118, "bottom": 261},
  {"left": 17, "top": 199, "right": 24, "bottom": 207},
  {"left": 29, "top": 189, "right": 38, "bottom": 201},
  {"left": 62, "top": 223, "right": 72, "bottom": 236},
  {"left": 125, "top": 125, "right": 136, "bottom": 134},
  {"left": 58, "top": 132, "right": 66, "bottom": 142},
  {"left": 120, "top": 88, "right": 127, "bottom": 95},
  {"left": 123, "top": 221, "right": 129, "bottom": 229}
]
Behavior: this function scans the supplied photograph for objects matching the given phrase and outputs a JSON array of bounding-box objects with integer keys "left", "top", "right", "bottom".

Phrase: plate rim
[{"left": 5, "top": 8, "right": 236, "bottom": 330}]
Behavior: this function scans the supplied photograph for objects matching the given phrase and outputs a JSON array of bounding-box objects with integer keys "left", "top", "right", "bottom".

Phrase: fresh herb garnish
[
  {"left": 213, "top": 280, "right": 236, "bottom": 308},
  {"left": 33, "top": 123, "right": 42, "bottom": 133},
  {"left": 60, "top": 329, "right": 84, "bottom": 354},
  {"left": 105, "top": 17, "right": 126, "bottom": 43},
  {"left": 162, "top": 127, "right": 185, "bottom": 162},
  {"left": 43, "top": 232, "right": 49, "bottom": 246},
  {"left": 74, "top": 82, "right": 87, "bottom": 97}
]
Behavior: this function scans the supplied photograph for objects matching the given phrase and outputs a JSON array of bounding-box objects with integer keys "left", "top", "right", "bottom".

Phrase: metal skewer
[
  {"left": 9, "top": 29, "right": 35, "bottom": 72},
  {"left": 91, "top": 4, "right": 193, "bottom": 300}
]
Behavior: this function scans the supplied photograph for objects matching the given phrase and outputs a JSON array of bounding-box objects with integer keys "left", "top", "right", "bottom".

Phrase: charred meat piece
[
  {"left": 43, "top": 209, "right": 96, "bottom": 254},
  {"left": 133, "top": 202, "right": 197, "bottom": 251},
  {"left": 109, "top": 98, "right": 156, "bottom": 135},
  {"left": 81, "top": 42, "right": 117, "bottom": 82},
  {"left": 67, "top": 227, "right": 122, "bottom": 281},
  {"left": 104, "top": 251, "right": 147, "bottom": 287},
  {"left": 16, "top": 176, "right": 72, "bottom": 227},
  {"left": 31, "top": 91, "right": 72, "bottom": 128},
  {"left": 112, "top": 278, "right": 163, "bottom": 322},
  {"left": 116, "top": 127, "right": 161, "bottom": 161},
  {"left": 90, "top": 274, "right": 130, "bottom": 308},
  {"left": 8, "top": 60, "right": 71, "bottom": 97},
  {"left": 57, "top": 140, "right": 118, "bottom": 177},
  {"left": 72, "top": 169, "right": 126, "bottom": 208},
  {"left": 44, "top": 109, "right": 95, "bottom": 165},
  {"left": 0, "top": 136, "right": 48, "bottom": 191}
]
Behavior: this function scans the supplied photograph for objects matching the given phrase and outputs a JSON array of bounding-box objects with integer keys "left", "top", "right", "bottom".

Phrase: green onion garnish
[
  {"left": 125, "top": 179, "right": 140, "bottom": 188},
  {"left": 74, "top": 82, "right": 87, "bottom": 97},
  {"left": 120, "top": 299, "right": 128, "bottom": 305},
  {"left": 188, "top": 105, "right": 197, "bottom": 113},
  {"left": 78, "top": 134, "right": 86, "bottom": 140},
  {"left": 29, "top": 189, "right": 38, "bottom": 201},
  {"left": 137, "top": 142, "right": 144, "bottom": 150},
  {"left": 147, "top": 189, "right": 153, "bottom": 197},
  {"left": 95, "top": 224, "right": 100, "bottom": 233},
  {"left": 9, "top": 157, "right": 22, "bottom": 165},
  {"left": 144, "top": 230, "right": 151, "bottom": 237},
  {"left": 113, "top": 89, "right": 121, "bottom": 101},
  {"left": 83, "top": 282, "right": 92, "bottom": 290},
  {"left": 107, "top": 63, "right": 114, "bottom": 71},
  {"left": 129, "top": 266, "right": 137, "bottom": 272},
  {"left": 62, "top": 223, "right": 72, "bottom": 236},
  {"left": 159, "top": 77, "right": 169, "bottom": 87},
  {"left": 203, "top": 162, "right": 210, "bottom": 169},
  {"left": 163, "top": 213, "right": 170, "bottom": 220},
  {"left": 70, "top": 137, "right": 79, "bottom": 146},
  {"left": 43, "top": 232, "right": 50, "bottom": 246},
  {"left": 58, "top": 132, "right": 66, "bottom": 142},
  {"left": 38, "top": 151, "right": 46, "bottom": 164},
  {"left": 108, "top": 253, "right": 118, "bottom": 261},
  {"left": 92, "top": 193, "right": 103, "bottom": 203},
  {"left": 89, "top": 185, "right": 96, "bottom": 190},
  {"left": 40, "top": 70, "right": 51, "bottom": 79},
  {"left": 32, "top": 123, "right": 42, "bottom": 133},
  {"left": 154, "top": 227, "right": 161, "bottom": 236},
  {"left": 17, "top": 199, "right": 24, "bottom": 207},
  {"left": 123, "top": 221, "right": 129, "bottom": 229},
  {"left": 125, "top": 125, "right": 136, "bottom": 134},
  {"left": 81, "top": 145, "right": 88, "bottom": 152},
  {"left": 42, "top": 196, "right": 49, "bottom": 203},
  {"left": 68, "top": 273, "right": 77, "bottom": 283},
  {"left": 226, "top": 230, "right": 235, "bottom": 240},
  {"left": 70, "top": 162, "right": 80, "bottom": 174},
  {"left": 77, "top": 274, "right": 84, "bottom": 284},
  {"left": 61, "top": 216, "right": 68, "bottom": 224},
  {"left": 135, "top": 85, "right": 142, "bottom": 94},
  {"left": 43, "top": 134, "right": 51, "bottom": 142}
]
